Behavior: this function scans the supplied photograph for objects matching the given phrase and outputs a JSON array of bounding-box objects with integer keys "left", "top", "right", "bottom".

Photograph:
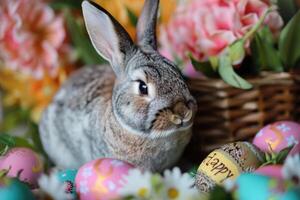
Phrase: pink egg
[
  {"left": 0, "top": 148, "right": 44, "bottom": 188},
  {"left": 255, "top": 165, "right": 283, "bottom": 180},
  {"left": 75, "top": 158, "right": 135, "bottom": 200},
  {"left": 253, "top": 121, "right": 300, "bottom": 155}
]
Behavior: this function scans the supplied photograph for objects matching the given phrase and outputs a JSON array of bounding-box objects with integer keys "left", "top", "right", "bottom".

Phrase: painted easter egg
[
  {"left": 57, "top": 169, "right": 78, "bottom": 197},
  {"left": 253, "top": 121, "right": 300, "bottom": 155},
  {"left": 195, "top": 141, "right": 264, "bottom": 192},
  {"left": 255, "top": 165, "right": 283, "bottom": 180},
  {"left": 75, "top": 158, "right": 135, "bottom": 200},
  {"left": 0, "top": 148, "right": 44, "bottom": 188},
  {"left": 235, "top": 173, "right": 300, "bottom": 200},
  {"left": 0, "top": 178, "right": 35, "bottom": 200}
]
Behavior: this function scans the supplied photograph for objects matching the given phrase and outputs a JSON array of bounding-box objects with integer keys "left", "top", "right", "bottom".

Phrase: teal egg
[
  {"left": 236, "top": 173, "right": 300, "bottom": 200},
  {"left": 57, "top": 169, "right": 78, "bottom": 197},
  {"left": 0, "top": 178, "right": 35, "bottom": 200}
]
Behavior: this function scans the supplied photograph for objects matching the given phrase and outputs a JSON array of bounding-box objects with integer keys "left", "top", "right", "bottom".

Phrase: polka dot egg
[
  {"left": 0, "top": 148, "right": 43, "bottom": 188},
  {"left": 75, "top": 158, "right": 135, "bottom": 200},
  {"left": 253, "top": 121, "right": 300, "bottom": 155}
]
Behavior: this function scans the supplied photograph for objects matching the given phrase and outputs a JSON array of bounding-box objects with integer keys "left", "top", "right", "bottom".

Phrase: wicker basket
[{"left": 185, "top": 72, "right": 300, "bottom": 162}]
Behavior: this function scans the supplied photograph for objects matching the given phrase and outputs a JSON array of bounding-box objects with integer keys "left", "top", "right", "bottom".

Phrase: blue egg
[
  {"left": 0, "top": 178, "right": 35, "bottom": 200},
  {"left": 57, "top": 169, "right": 78, "bottom": 197},
  {"left": 235, "top": 173, "right": 300, "bottom": 200}
]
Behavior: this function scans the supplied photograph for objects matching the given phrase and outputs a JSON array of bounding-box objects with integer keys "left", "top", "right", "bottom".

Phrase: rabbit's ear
[
  {"left": 136, "top": 0, "right": 159, "bottom": 50},
  {"left": 82, "top": 1, "right": 134, "bottom": 75}
]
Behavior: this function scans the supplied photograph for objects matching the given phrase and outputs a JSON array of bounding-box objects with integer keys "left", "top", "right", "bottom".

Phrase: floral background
[{"left": 0, "top": 0, "right": 300, "bottom": 199}]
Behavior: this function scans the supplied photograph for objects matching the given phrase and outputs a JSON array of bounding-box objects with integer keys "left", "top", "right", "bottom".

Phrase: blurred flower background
[{"left": 0, "top": 0, "right": 299, "bottom": 165}]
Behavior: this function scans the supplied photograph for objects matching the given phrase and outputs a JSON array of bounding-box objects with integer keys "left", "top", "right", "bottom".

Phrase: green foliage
[
  {"left": 261, "top": 145, "right": 294, "bottom": 166},
  {"left": 229, "top": 39, "right": 245, "bottom": 65},
  {"left": 64, "top": 10, "right": 106, "bottom": 65},
  {"left": 218, "top": 56, "right": 252, "bottom": 89},
  {"left": 190, "top": 56, "right": 217, "bottom": 78},
  {"left": 0, "top": 134, "right": 35, "bottom": 156},
  {"left": 50, "top": 0, "right": 83, "bottom": 10},
  {"left": 209, "top": 185, "right": 234, "bottom": 200},
  {"left": 251, "top": 30, "right": 283, "bottom": 72},
  {"left": 279, "top": 10, "right": 300, "bottom": 69},
  {"left": 277, "top": 0, "right": 298, "bottom": 24},
  {"left": 126, "top": 7, "right": 138, "bottom": 27},
  {"left": 188, "top": 166, "right": 198, "bottom": 178}
]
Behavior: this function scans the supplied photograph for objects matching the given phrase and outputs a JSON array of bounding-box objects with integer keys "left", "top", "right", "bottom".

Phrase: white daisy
[
  {"left": 38, "top": 171, "right": 73, "bottom": 200},
  {"left": 282, "top": 154, "right": 300, "bottom": 185},
  {"left": 119, "top": 169, "right": 153, "bottom": 199},
  {"left": 162, "top": 167, "right": 200, "bottom": 200}
]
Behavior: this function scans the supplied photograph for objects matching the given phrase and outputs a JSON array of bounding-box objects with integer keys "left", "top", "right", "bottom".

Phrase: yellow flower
[
  {"left": 94, "top": 0, "right": 177, "bottom": 39},
  {"left": 0, "top": 66, "right": 74, "bottom": 123}
]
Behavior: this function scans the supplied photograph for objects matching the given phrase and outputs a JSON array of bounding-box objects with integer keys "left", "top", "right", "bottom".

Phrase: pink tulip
[{"left": 0, "top": 0, "right": 66, "bottom": 79}]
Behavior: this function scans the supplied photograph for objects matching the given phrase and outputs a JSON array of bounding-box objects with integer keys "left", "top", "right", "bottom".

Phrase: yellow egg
[{"left": 195, "top": 142, "right": 264, "bottom": 192}]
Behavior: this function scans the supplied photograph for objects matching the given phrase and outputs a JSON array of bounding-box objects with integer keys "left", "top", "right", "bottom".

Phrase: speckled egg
[
  {"left": 75, "top": 158, "right": 135, "bottom": 200},
  {"left": 57, "top": 169, "right": 78, "bottom": 197},
  {"left": 253, "top": 121, "right": 300, "bottom": 155},
  {"left": 0, "top": 178, "right": 35, "bottom": 200},
  {"left": 0, "top": 148, "right": 44, "bottom": 188},
  {"left": 255, "top": 165, "right": 283, "bottom": 180},
  {"left": 195, "top": 141, "right": 264, "bottom": 192},
  {"left": 235, "top": 173, "right": 300, "bottom": 200}
]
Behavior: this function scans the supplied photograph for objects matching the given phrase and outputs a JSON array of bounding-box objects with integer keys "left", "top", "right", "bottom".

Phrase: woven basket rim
[{"left": 187, "top": 72, "right": 298, "bottom": 89}]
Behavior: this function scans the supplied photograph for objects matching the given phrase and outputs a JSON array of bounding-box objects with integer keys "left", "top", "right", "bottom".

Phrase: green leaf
[
  {"left": 126, "top": 7, "right": 138, "bottom": 27},
  {"left": 251, "top": 32, "right": 283, "bottom": 72},
  {"left": 279, "top": 10, "right": 300, "bottom": 69},
  {"left": 209, "top": 185, "right": 234, "bottom": 200},
  {"left": 209, "top": 56, "right": 219, "bottom": 70},
  {"left": 275, "top": 145, "right": 294, "bottom": 164},
  {"left": 218, "top": 56, "right": 252, "bottom": 89},
  {"left": 0, "top": 133, "right": 35, "bottom": 156},
  {"left": 229, "top": 39, "right": 245, "bottom": 65},
  {"left": 277, "top": 0, "right": 298, "bottom": 24},
  {"left": 50, "top": 0, "right": 82, "bottom": 10},
  {"left": 190, "top": 56, "right": 216, "bottom": 77},
  {"left": 151, "top": 174, "right": 163, "bottom": 194},
  {"left": 188, "top": 166, "right": 198, "bottom": 178},
  {"left": 64, "top": 10, "right": 105, "bottom": 65}
]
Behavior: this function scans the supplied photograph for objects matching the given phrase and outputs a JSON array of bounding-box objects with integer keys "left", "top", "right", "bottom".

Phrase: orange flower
[
  {"left": 94, "top": 0, "right": 177, "bottom": 39},
  {"left": 0, "top": 65, "right": 75, "bottom": 123}
]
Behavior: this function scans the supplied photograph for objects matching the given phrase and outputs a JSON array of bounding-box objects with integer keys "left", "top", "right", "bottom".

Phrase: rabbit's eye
[{"left": 138, "top": 80, "right": 148, "bottom": 95}]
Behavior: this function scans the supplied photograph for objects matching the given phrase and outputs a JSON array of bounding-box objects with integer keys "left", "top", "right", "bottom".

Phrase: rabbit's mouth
[
  {"left": 148, "top": 107, "right": 195, "bottom": 136},
  {"left": 149, "top": 122, "right": 193, "bottom": 138}
]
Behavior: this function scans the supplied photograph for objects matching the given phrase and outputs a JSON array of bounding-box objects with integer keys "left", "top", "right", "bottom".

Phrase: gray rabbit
[{"left": 39, "top": 0, "right": 197, "bottom": 172}]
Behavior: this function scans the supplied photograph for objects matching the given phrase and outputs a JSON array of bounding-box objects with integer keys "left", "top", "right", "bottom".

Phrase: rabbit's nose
[
  {"left": 170, "top": 101, "right": 193, "bottom": 125},
  {"left": 170, "top": 110, "right": 193, "bottom": 125}
]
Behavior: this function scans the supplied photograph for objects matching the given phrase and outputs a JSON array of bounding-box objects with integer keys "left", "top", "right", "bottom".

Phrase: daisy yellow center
[
  {"left": 168, "top": 187, "right": 179, "bottom": 199},
  {"left": 138, "top": 187, "right": 148, "bottom": 198}
]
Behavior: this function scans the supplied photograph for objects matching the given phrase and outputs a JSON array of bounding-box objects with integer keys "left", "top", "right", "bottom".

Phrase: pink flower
[
  {"left": 159, "top": 0, "right": 283, "bottom": 65},
  {"left": 0, "top": 0, "right": 66, "bottom": 79}
]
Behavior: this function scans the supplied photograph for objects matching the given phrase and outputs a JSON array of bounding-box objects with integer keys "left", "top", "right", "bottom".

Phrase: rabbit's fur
[{"left": 39, "top": 0, "right": 197, "bottom": 172}]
